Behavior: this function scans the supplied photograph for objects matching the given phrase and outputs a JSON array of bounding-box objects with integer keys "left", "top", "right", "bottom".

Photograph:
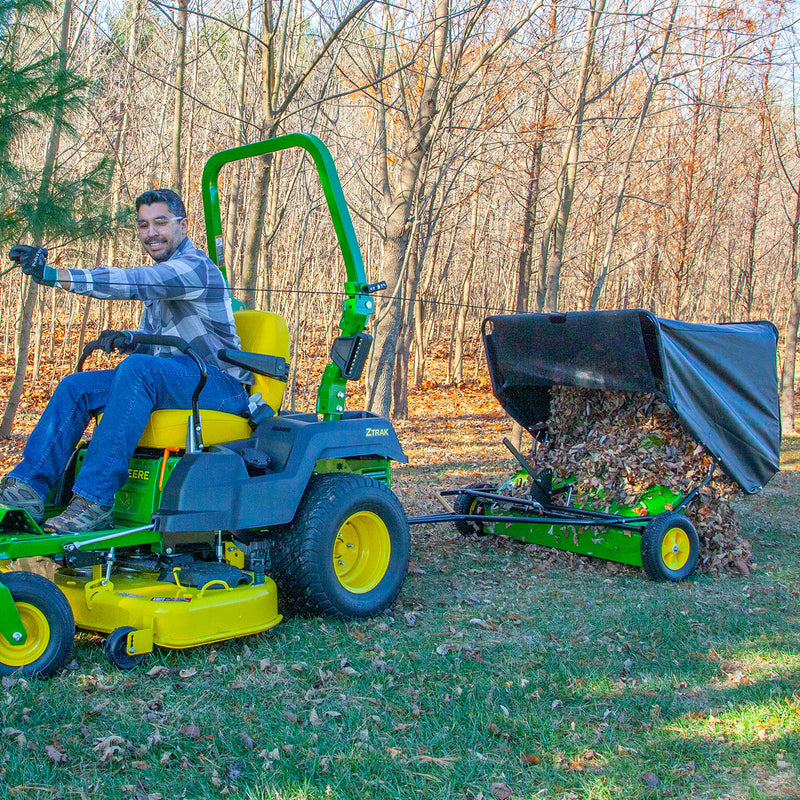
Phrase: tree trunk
[
  {"left": 450, "top": 184, "right": 485, "bottom": 384},
  {"left": 170, "top": 0, "right": 189, "bottom": 193},
  {"left": 517, "top": 2, "right": 555, "bottom": 314},
  {"left": 223, "top": 0, "right": 254, "bottom": 282},
  {"left": 367, "top": 0, "right": 449, "bottom": 417},
  {"left": 536, "top": 0, "right": 605, "bottom": 314}
]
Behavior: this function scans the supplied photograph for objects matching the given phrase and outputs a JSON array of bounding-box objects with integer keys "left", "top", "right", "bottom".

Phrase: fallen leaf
[
  {"left": 93, "top": 735, "right": 125, "bottom": 763},
  {"left": 180, "top": 724, "right": 201, "bottom": 740},
  {"left": 490, "top": 781, "right": 513, "bottom": 799},
  {"left": 45, "top": 744, "right": 67, "bottom": 763},
  {"left": 641, "top": 771, "right": 660, "bottom": 787}
]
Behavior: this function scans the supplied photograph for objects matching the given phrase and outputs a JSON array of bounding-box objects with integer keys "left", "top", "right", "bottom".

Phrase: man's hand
[
  {"left": 97, "top": 330, "right": 136, "bottom": 354},
  {"left": 96, "top": 330, "right": 136, "bottom": 354},
  {"left": 9, "top": 245, "right": 58, "bottom": 286}
]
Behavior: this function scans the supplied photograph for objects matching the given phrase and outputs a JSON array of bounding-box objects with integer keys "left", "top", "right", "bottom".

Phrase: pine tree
[{"left": 1, "top": 0, "right": 114, "bottom": 437}]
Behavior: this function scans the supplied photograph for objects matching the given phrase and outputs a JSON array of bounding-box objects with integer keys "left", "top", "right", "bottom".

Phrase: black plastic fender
[{"left": 152, "top": 411, "right": 406, "bottom": 533}]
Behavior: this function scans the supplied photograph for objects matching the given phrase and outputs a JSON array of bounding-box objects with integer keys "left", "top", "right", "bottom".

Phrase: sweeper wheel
[
  {"left": 641, "top": 512, "right": 700, "bottom": 581},
  {"left": 453, "top": 482, "right": 493, "bottom": 536}
]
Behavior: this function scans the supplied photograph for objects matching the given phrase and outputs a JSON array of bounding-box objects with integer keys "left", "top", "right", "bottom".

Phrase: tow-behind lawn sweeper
[
  {"left": 410, "top": 310, "right": 781, "bottom": 582},
  {"left": 0, "top": 134, "right": 410, "bottom": 678}
]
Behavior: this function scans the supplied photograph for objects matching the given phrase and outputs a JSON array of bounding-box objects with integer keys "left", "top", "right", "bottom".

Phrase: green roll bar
[{"left": 201, "top": 133, "right": 377, "bottom": 420}]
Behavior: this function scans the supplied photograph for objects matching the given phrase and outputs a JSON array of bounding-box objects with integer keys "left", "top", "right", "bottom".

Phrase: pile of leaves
[{"left": 517, "top": 386, "right": 751, "bottom": 575}]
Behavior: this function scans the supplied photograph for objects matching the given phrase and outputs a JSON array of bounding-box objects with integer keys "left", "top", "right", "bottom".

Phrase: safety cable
[{"left": 0, "top": 266, "right": 519, "bottom": 316}]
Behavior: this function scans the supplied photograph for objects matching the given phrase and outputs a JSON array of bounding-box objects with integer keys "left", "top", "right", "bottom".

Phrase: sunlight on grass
[{"left": 666, "top": 693, "right": 799, "bottom": 737}]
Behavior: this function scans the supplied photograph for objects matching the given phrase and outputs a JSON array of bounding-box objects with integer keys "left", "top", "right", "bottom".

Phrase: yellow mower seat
[{"left": 137, "top": 310, "right": 290, "bottom": 449}]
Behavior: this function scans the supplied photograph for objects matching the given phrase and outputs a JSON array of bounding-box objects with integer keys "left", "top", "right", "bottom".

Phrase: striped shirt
[{"left": 63, "top": 237, "right": 252, "bottom": 384}]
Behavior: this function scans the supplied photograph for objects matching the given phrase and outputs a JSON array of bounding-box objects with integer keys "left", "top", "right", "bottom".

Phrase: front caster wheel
[
  {"left": 104, "top": 627, "right": 146, "bottom": 670},
  {"left": 641, "top": 513, "right": 700, "bottom": 581},
  {"left": 0, "top": 571, "right": 75, "bottom": 678},
  {"left": 270, "top": 474, "right": 410, "bottom": 619}
]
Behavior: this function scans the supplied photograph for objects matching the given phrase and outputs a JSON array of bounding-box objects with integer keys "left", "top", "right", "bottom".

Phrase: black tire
[
  {"left": 270, "top": 474, "right": 410, "bottom": 618},
  {"left": 104, "top": 626, "right": 146, "bottom": 670},
  {"left": 453, "top": 482, "right": 493, "bottom": 536},
  {"left": 640, "top": 513, "right": 700, "bottom": 581},
  {"left": 0, "top": 571, "right": 74, "bottom": 678}
]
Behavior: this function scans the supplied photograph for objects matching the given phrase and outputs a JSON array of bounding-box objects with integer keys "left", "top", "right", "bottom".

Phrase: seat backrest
[{"left": 234, "top": 310, "right": 290, "bottom": 414}]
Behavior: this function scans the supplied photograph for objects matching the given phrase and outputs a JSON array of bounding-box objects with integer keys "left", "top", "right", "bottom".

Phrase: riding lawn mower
[{"left": 0, "top": 134, "right": 411, "bottom": 677}]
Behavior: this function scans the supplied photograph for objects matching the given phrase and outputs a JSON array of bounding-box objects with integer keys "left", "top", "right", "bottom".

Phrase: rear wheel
[
  {"left": 453, "top": 482, "right": 493, "bottom": 536},
  {"left": 270, "top": 474, "right": 410, "bottom": 618},
  {"left": 641, "top": 513, "right": 700, "bottom": 581},
  {"left": 0, "top": 572, "right": 74, "bottom": 678}
]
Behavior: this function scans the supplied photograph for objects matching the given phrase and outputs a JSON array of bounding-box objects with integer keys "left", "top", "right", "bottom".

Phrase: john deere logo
[{"left": 129, "top": 468, "right": 150, "bottom": 481}]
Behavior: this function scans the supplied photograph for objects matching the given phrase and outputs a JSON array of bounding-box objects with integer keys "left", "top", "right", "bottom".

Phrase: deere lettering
[{"left": 129, "top": 469, "right": 151, "bottom": 481}]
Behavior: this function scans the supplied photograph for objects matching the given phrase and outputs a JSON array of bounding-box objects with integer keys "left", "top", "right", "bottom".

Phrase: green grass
[{"left": 1, "top": 469, "right": 799, "bottom": 799}]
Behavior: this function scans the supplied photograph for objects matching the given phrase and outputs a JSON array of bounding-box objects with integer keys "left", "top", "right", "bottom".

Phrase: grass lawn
[{"left": 1, "top": 395, "right": 798, "bottom": 799}]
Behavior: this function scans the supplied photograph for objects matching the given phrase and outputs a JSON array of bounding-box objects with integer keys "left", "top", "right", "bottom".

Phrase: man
[{"left": 0, "top": 189, "right": 250, "bottom": 533}]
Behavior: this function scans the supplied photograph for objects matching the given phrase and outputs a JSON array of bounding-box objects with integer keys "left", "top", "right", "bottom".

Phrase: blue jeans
[{"left": 11, "top": 354, "right": 249, "bottom": 506}]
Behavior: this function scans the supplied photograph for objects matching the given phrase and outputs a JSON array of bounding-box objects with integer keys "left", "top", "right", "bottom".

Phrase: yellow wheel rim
[
  {"left": 662, "top": 526, "right": 691, "bottom": 571},
  {"left": 0, "top": 602, "right": 50, "bottom": 667},
  {"left": 333, "top": 511, "right": 391, "bottom": 594}
]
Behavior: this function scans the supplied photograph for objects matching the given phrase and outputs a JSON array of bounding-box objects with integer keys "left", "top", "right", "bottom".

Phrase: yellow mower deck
[{"left": 54, "top": 568, "right": 281, "bottom": 651}]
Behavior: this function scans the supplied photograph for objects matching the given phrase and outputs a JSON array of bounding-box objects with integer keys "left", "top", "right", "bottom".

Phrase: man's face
[{"left": 137, "top": 201, "right": 188, "bottom": 262}]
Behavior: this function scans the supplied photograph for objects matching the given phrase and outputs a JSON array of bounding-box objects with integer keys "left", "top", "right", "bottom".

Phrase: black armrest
[{"left": 218, "top": 349, "right": 288, "bottom": 381}]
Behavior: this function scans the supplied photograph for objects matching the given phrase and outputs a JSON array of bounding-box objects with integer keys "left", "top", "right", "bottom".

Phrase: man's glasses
[{"left": 137, "top": 216, "right": 184, "bottom": 232}]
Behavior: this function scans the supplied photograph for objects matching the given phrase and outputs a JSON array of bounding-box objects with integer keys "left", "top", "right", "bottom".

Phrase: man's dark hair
[{"left": 135, "top": 189, "right": 186, "bottom": 219}]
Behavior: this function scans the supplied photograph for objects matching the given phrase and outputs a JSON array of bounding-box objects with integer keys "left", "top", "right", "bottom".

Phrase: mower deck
[{"left": 55, "top": 569, "right": 281, "bottom": 649}]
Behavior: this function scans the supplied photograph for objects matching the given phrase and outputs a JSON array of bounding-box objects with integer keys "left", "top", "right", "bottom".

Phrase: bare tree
[
  {"left": 366, "top": 0, "right": 542, "bottom": 417},
  {"left": 536, "top": 0, "right": 605, "bottom": 314},
  {"left": 589, "top": 0, "right": 679, "bottom": 308}
]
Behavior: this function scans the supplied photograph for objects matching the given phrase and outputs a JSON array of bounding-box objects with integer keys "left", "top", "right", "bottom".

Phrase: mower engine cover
[{"left": 482, "top": 309, "right": 780, "bottom": 494}]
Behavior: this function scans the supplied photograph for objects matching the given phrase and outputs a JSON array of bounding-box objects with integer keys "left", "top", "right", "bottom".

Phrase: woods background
[{"left": 1, "top": 0, "right": 799, "bottom": 432}]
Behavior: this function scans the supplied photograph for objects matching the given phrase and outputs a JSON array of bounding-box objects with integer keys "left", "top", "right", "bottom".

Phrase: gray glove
[{"left": 9, "top": 245, "right": 58, "bottom": 286}]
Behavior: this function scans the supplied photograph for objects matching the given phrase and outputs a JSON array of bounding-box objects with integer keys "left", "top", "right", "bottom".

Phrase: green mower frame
[{"left": 0, "top": 134, "right": 411, "bottom": 677}]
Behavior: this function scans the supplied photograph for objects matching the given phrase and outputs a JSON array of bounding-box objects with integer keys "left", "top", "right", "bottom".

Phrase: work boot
[
  {"left": 44, "top": 494, "right": 115, "bottom": 533},
  {"left": 0, "top": 476, "right": 44, "bottom": 523}
]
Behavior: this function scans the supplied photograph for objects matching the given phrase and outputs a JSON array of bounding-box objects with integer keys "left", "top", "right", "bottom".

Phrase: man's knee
[
  {"left": 52, "top": 371, "right": 99, "bottom": 403},
  {"left": 113, "top": 354, "right": 160, "bottom": 386}
]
